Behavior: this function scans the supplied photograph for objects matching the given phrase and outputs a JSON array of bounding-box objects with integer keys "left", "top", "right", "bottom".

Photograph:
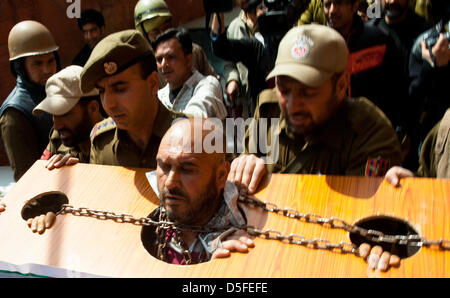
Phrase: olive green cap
[{"left": 80, "top": 29, "right": 153, "bottom": 93}]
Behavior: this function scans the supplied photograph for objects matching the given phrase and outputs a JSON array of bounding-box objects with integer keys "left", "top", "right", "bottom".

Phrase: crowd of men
[{"left": 0, "top": 0, "right": 448, "bottom": 272}]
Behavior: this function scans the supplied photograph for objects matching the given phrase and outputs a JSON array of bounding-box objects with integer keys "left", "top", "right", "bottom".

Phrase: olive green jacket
[{"left": 243, "top": 88, "right": 402, "bottom": 176}]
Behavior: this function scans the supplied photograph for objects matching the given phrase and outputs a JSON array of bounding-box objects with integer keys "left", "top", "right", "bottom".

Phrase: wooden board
[{"left": 0, "top": 160, "right": 449, "bottom": 277}]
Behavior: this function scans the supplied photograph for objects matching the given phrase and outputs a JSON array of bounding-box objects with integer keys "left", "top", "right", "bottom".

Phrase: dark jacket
[
  {"left": 0, "top": 76, "right": 52, "bottom": 180},
  {"left": 409, "top": 20, "right": 450, "bottom": 143},
  {"left": 346, "top": 15, "right": 406, "bottom": 134},
  {"left": 72, "top": 44, "right": 92, "bottom": 66},
  {"left": 212, "top": 32, "right": 273, "bottom": 116}
]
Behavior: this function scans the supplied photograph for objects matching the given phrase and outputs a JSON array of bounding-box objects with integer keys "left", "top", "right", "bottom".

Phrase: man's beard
[
  {"left": 159, "top": 174, "right": 220, "bottom": 226},
  {"left": 384, "top": 2, "right": 408, "bottom": 20},
  {"left": 284, "top": 91, "right": 341, "bottom": 137},
  {"left": 59, "top": 112, "right": 92, "bottom": 148}
]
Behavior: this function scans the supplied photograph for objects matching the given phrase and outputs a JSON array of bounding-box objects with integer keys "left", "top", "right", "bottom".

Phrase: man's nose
[
  {"left": 101, "top": 90, "right": 117, "bottom": 111},
  {"left": 52, "top": 115, "right": 63, "bottom": 130},
  {"left": 165, "top": 169, "right": 181, "bottom": 190}
]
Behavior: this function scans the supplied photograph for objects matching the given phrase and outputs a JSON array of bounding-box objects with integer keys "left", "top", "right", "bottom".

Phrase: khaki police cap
[
  {"left": 80, "top": 30, "right": 153, "bottom": 93},
  {"left": 33, "top": 65, "right": 99, "bottom": 116},
  {"left": 267, "top": 24, "right": 348, "bottom": 88}
]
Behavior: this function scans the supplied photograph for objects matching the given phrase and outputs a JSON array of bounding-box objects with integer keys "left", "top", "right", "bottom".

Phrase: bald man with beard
[
  {"left": 24, "top": 118, "right": 401, "bottom": 270},
  {"left": 142, "top": 118, "right": 253, "bottom": 264}
]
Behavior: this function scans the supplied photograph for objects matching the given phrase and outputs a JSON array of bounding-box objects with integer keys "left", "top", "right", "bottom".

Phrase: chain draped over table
[{"left": 55, "top": 195, "right": 450, "bottom": 257}]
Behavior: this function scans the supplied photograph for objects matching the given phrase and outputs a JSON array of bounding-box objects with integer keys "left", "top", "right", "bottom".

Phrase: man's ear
[
  {"left": 335, "top": 71, "right": 348, "bottom": 99},
  {"left": 87, "top": 100, "right": 100, "bottom": 116},
  {"left": 186, "top": 53, "right": 193, "bottom": 71},
  {"left": 147, "top": 71, "right": 159, "bottom": 96},
  {"left": 216, "top": 160, "right": 230, "bottom": 189}
]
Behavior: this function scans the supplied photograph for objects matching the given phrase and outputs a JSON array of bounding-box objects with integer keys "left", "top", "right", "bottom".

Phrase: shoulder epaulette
[
  {"left": 258, "top": 88, "right": 278, "bottom": 106},
  {"left": 90, "top": 117, "right": 116, "bottom": 141}
]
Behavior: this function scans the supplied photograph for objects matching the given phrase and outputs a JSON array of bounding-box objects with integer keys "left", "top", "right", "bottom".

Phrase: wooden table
[{"left": 0, "top": 160, "right": 448, "bottom": 278}]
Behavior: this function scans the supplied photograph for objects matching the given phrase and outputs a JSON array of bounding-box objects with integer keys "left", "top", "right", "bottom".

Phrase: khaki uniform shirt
[
  {"left": 89, "top": 102, "right": 182, "bottom": 168},
  {"left": 40, "top": 129, "right": 89, "bottom": 163},
  {"left": 0, "top": 109, "right": 40, "bottom": 181},
  {"left": 243, "top": 89, "right": 402, "bottom": 176},
  {"left": 417, "top": 108, "right": 450, "bottom": 178}
]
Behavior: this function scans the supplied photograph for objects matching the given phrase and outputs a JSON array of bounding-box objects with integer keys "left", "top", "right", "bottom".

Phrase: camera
[
  {"left": 203, "top": 0, "right": 234, "bottom": 13},
  {"left": 258, "top": 0, "right": 295, "bottom": 36},
  {"left": 424, "top": 20, "right": 450, "bottom": 49}
]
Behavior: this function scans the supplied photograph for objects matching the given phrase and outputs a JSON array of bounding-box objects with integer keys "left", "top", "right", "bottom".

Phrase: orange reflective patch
[
  {"left": 348, "top": 44, "right": 386, "bottom": 75},
  {"left": 40, "top": 149, "right": 52, "bottom": 160}
]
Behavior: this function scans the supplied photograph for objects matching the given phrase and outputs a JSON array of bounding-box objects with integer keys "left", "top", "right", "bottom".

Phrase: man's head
[
  {"left": 240, "top": 0, "right": 265, "bottom": 27},
  {"left": 33, "top": 66, "right": 101, "bottom": 147},
  {"left": 134, "top": 0, "right": 173, "bottom": 43},
  {"left": 382, "top": 0, "right": 409, "bottom": 22},
  {"left": 8, "top": 20, "right": 59, "bottom": 85},
  {"left": 267, "top": 24, "right": 348, "bottom": 136},
  {"left": 323, "top": 0, "right": 359, "bottom": 36},
  {"left": 156, "top": 118, "right": 229, "bottom": 226},
  {"left": 80, "top": 30, "right": 159, "bottom": 132},
  {"left": 77, "top": 9, "right": 105, "bottom": 49},
  {"left": 152, "top": 28, "right": 193, "bottom": 90}
]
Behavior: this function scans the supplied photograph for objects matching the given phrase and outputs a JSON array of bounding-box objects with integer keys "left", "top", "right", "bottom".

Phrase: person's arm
[
  {"left": 223, "top": 61, "right": 241, "bottom": 106},
  {"left": 211, "top": 13, "right": 264, "bottom": 72},
  {"left": 409, "top": 34, "right": 449, "bottom": 103},
  {"left": 0, "top": 109, "right": 41, "bottom": 181},
  {"left": 182, "top": 76, "right": 227, "bottom": 120}
]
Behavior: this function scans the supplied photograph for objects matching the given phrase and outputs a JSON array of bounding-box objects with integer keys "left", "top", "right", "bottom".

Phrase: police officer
[
  {"left": 33, "top": 65, "right": 104, "bottom": 169},
  {"left": 229, "top": 24, "right": 402, "bottom": 194},
  {"left": 386, "top": 108, "right": 450, "bottom": 185},
  {"left": 133, "top": 0, "right": 215, "bottom": 88},
  {"left": 80, "top": 29, "right": 184, "bottom": 168},
  {"left": 0, "top": 21, "right": 60, "bottom": 181}
]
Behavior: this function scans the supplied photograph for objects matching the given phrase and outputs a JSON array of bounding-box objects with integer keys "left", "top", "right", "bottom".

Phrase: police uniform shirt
[
  {"left": 89, "top": 101, "right": 182, "bottom": 168},
  {"left": 40, "top": 129, "right": 90, "bottom": 163},
  {"left": 243, "top": 89, "right": 403, "bottom": 177},
  {"left": 417, "top": 108, "right": 450, "bottom": 179}
]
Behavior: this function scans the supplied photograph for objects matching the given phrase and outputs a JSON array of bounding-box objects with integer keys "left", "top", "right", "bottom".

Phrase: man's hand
[
  {"left": 421, "top": 33, "right": 450, "bottom": 67},
  {"left": 358, "top": 243, "right": 400, "bottom": 272},
  {"left": 0, "top": 199, "right": 5, "bottom": 213},
  {"left": 385, "top": 166, "right": 414, "bottom": 187},
  {"left": 228, "top": 154, "right": 267, "bottom": 194},
  {"left": 26, "top": 212, "right": 57, "bottom": 234},
  {"left": 45, "top": 153, "right": 79, "bottom": 170},
  {"left": 212, "top": 232, "right": 255, "bottom": 259},
  {"left": 225, "top": 80, "right": 239, "bottom": 107}
]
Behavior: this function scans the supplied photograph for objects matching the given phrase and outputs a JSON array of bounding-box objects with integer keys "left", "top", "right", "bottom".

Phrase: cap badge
[
  {"left": 291, "top": 35, "right": 314, "bottom": 59},
  {"left": 104, "top": 62, "right": 118, "bottom": 75}
]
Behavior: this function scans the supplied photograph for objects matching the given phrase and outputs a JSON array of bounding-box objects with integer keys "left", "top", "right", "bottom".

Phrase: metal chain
[
  {"left": 56, "top": 195, "right": 450, "bottom": 252},
  {"left": 238, "top": 196, "right": 450, "bottom": 251}
]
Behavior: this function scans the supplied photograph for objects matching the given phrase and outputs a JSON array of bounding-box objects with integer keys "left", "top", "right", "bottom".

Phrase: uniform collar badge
[
  {"left": 104, "top": 62, "right": 118, "bottom": 75},
  {"left": 291, "top": 35, "right": 315, "bottom": 59}
]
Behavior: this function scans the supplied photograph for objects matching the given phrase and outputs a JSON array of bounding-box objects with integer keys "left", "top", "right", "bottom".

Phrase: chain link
[
  {"left": 237, "top": 196, "right": 450, "bottom": 250},
  {"left": 56, "top": 194, "right": 450, "bottom": 253}
]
